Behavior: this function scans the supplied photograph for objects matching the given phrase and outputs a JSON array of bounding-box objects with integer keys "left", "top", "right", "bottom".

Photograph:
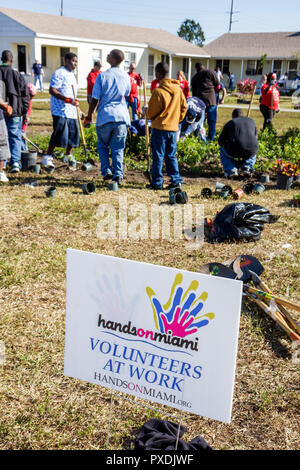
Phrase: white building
[{"left": 0, "top": 6, "right": 210, "bottom": 88}]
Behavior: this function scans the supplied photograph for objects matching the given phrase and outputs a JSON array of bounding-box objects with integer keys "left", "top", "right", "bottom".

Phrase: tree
[{"left": 177, "top": 19, "right": 205, "bottom": 47}]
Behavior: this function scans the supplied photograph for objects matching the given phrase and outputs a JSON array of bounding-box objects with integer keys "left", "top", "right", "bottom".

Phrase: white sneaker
[
  {"left": 0, "top": 171, "right": 9, "bottom": 182},
  {"left": 41, "top": 155, "right": 55, "bottom": 168}
]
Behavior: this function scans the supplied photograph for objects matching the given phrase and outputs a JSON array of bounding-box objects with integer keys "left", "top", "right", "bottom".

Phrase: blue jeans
[
  {"left": 96, "top": 122, "right": 127, "bottom": 179},
  {"left": 151, "top": 128, "right": 182, "bottom": 187},
  {"left": 126, "top": 97, "right": 138, "bottom": 120},
  {"left": 206, "top": 105, "right": 217, "bottom": 141},
  {"left": 5, "top": 116, "right": 22, "bottom": 167},
  {"left": 220, "top": 146, "right": 256, "bottom": 175},
  {"left": 34, "top": 74, "right": 43, "bottom": 91}
]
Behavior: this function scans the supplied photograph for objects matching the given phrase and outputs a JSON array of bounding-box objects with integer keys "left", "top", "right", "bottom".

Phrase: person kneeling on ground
[
  {"left": 218, "top": 108, "right": 258, "bottom": 178},
  {"left": 0, "top": 98, "right": 13, "bottom": 182},
  {"left": 179, "top": 96, "right": 206, "bottom": 142},
  {"left": 43, "top": 52, "right": 80, "bottom": 168},
  {"left": 84, "top": 49, "right": 131, "bottom": 184},
  {"left": 146, "top": 62, "right": 187, "bottom": 190}
]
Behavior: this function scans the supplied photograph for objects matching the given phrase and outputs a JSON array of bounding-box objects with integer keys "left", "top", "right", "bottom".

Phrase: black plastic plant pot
[
  {"left": 223, "top": 184, "right": 233, "bottom": 195},
  {"left": 242, "top": 182, "right": 254, "bottom": 195},
  {"left": 21, "top": 151, "right": 37, "bottom": 171},
  {"left": 82, "top": 182, "right": 96, "bottom": 195},
  {"left": 201, "top": 188, "right": 213, "bottom": 198},
  {"left": 45, "top": 186, "right": 56, "bottom": 198},
  {"left": 276, "top": 174, "right": 294, "bottom": 190}
]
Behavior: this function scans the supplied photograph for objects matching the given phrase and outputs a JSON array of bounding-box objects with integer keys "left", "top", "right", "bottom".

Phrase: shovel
[
  {"left": 142, "top": 80, "right": 151, "bottom": 183},
  {"left": 199, "top": 261, "right": 300, "bottom": 344},
  {"left": 72, "top": 85, "right": 90, "bottom": 164},
  {"left": 22, "top": 134, "right": 43, "bottom": 154},
  {"left": 231, "top": 254, "right": 300, "bottom": 334}
]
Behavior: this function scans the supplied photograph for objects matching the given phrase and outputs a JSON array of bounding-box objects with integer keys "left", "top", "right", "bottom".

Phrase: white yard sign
[{"left": 64, "top": 249, "right": 242, "bottom": 423}]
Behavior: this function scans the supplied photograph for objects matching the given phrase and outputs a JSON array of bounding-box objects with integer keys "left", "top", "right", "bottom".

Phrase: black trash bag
[
  {"left": 134, "top": 418, "right": 212, "bottom": 451},
  {"left": 206, "top": 203, "right": 279, "bottom": 243}
]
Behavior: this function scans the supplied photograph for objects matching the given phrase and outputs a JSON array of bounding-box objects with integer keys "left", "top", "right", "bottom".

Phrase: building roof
[
  {"left": 205, "top": 32, "right": 300, "bottom": 59},
  {"left": 0, "top": 6, "right": 209, "bottom": 58}
]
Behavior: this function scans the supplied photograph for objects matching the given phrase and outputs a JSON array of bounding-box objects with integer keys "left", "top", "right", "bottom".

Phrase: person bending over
[{"left": 218, "top": 108, "right": 258, "bottom": 178}]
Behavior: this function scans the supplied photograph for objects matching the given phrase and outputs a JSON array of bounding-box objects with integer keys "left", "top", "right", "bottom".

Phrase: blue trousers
[
  {"left": 220, "top": 146, "right": 256, "bottom": 175},
  {"left": 151, "top": 128, "right": 182, "bottom": 187},
  {"left": 206, "top": 105, "right": 217, "bottom": 141},
  {"left": 96, "top": 122, "right": 127, "bottom": 179},
  {"left": 34, "top": 74, "right": 43, "bottom": 91},
  {"left": 126, "top": 97, "right": 138, "bottom": 121},
  {"left": 5, "top": 116, "right": 22, "bottom": 167}
]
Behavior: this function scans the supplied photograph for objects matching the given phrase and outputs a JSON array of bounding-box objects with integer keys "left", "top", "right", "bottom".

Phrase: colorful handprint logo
[{"left": 146, "top": 273, "right": 215, "bottom": 338}]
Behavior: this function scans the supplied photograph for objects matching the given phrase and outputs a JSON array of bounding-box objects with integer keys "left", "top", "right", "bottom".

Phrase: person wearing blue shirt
[
  {"left": 31, "top": 59, "right": 44, "bottom": 92},
  {"left": 84, "top": 49, "right": 131, "bottom": 184}
]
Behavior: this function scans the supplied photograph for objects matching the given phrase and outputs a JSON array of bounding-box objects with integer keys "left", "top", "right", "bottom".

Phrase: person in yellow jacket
[{"left": 146, "top": 62, "right": 187, "bottom": 189}]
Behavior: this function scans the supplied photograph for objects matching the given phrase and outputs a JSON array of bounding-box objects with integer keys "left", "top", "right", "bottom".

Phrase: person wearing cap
[
  {"left": 179, "top": 96, "right": 206, "bottom": 142},
  {"left": 21, "top": 82, "right": 37, "bottom": 151},
  {"left": 260, "top": 72, "right": 280, "bottom": 129},
  {"left": 218, "top": 108, "right": 258, "bottom": 178},
  {"left": 31, "top": 59, "right": 44, "bottom": 92},
  {"left": 42, "top": 52, "right": 79, "bottom": 168}
]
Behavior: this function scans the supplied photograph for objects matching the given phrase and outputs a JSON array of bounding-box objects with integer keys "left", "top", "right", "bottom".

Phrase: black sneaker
[
  {"left": 103, "top": 173, "right": 113, "bottom": 181},
  {"left": 146, "top": 183, "right": 163, "bottom": 190}
]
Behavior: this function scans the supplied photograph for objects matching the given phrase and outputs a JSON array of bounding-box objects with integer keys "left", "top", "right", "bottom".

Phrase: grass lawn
[{"left": 0, "top": 98, "right": 299, "bottom": 450}]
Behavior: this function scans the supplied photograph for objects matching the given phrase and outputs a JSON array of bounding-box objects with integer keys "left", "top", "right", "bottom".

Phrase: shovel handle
[
  {"left": 143, "top": 80, "right": 151, "bottom": 172},
  {"left": 246, "top": 292, "right": 300, "bottom": 343},
  {"left": 72, "top": 85, "right": 87, "bottom": 148},
  {"left": 245, "top": 285, "right": 300, "bottom": 312}
]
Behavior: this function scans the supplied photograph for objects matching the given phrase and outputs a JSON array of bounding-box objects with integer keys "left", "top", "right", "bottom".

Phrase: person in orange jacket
[
  {"left": 176, "top": 70, "right": 190, "bottom": 99},
  {"left": 146, "top": 62, "right": 187, "bottom": 189},
  {"left": 260, "top": 72, "right": 280, "bottom": 129},
  {"left": 86, "top": 61, "right": 102, "bottom": 104}
]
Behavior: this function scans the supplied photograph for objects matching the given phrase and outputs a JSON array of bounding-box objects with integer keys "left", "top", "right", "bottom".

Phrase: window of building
[
  {"left": 41, "top": 46, "right": 47, "bottom": 67},
  {"left": 124, "top": 51, "right": 137, "bottom": 71},
  {"left": 60, "top": 47, "right": 70, "bottom": 66},
  {"left": 148, "top": 54, "right": 154, "bottom": 81},
  {"left": 246, "top": 59, "right": 263, "bottom": 76},
  {"left": 92, "top": 49, "right": 102, "bottom": 66},
  {"left": 215, "top": 59, "right": 230, "bottom": 74},
  {"left": 17, "top": 45, "right": 27, "bottom": 73},
  {"left": 182, "top": 58, "right": 189, "bottom": 75},
  {"left": 161, "top": 54, "right": 170, "bottom": 64},
  {"left": 288, "top": 60, "right": 298, "bottom": 80},
  {"left": 273, "top": 60, "right": 282, "bottom": 78}
]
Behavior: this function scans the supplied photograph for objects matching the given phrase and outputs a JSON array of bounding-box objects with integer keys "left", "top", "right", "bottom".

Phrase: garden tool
[
  {"left": 143, "top": 80, "right": 151, "bottom": 183},
  {"left": 199, "top": 262, "right": 300, "bottom": 344},
  {"left": 72, "top": 85, "right": 89, "bottom": 163},
  {"left": 247, "top": 85, "right": 256, "bottom": 117},
  {"left": 231, "top": 254, "right": 300, "bottom": 335},
  {"left": 22, "top": 134, "right": 43, "bottom": 154}
]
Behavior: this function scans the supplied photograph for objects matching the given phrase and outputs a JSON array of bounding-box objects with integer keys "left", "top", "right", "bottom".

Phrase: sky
[{"left": 0, "top": 0, "right": 299, "bottom": 44}]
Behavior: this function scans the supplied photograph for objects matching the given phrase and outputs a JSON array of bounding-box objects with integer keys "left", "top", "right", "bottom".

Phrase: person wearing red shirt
[
  {"left": 126, "top": 63, "right": 142, "bottom": 119},
  {"left": 86, "top": 61, "right": 102, "bottom": 104},
  {"left": 21, "top": 82, "right": 37, "bottom": 150},
  {"left": 150, "top": 78, "right": 160, "bottom": 93},
  {"left": 260, "top": 72, "right": 280, "bottom": 129},
  {"left": 176, "top": 70, "right": 190, "bottom": 99}
]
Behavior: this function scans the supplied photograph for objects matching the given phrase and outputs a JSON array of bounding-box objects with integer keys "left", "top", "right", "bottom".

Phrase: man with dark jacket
[
  {"left": 191, "top": 62, "right": 220, "bottom": 141},
  {"left": 218, "top": 108, "right": 258, "bottom": 178},
  {"left": 0, "top": 50, "right": 30, "bottom": 172}
]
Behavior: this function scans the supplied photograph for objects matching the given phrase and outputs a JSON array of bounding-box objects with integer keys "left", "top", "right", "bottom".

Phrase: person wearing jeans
[
  {"left": 5, "top": 116, "right": 22, "bottom": 168},
  {"left": 206, "top": 105, "right": 217, "bottom": 141},
  {"left": 96, "top": 122, "right": 127, "bottom": 179},
  {"left": 191, "top": 62, "right": 220, "bottom": 141},
  {"left": 218, "top": 108, "right": 258, "bottom": 178},
  {"left": 147, "top": 62, "right": 187, "bottom": 189},
  {"left": 84, "top": 49, "right": 131, "bottom": 184}
]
